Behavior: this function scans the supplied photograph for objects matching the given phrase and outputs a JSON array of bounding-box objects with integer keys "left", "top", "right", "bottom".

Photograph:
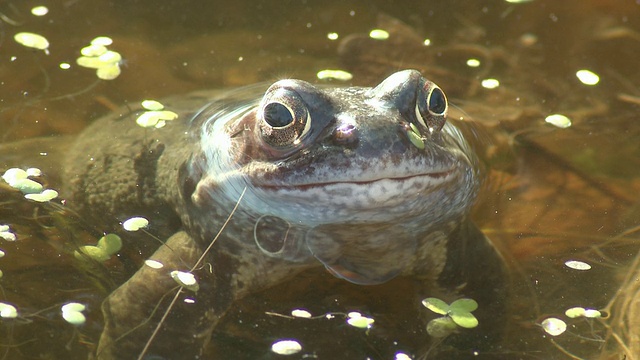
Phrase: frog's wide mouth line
[{"left": 254, "top": 169, "right": 456, "bottom": 191}]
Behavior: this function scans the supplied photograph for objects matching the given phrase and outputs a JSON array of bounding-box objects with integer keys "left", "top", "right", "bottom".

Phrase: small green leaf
[
  {"left": 422, "top": 297, "right": 449, "bottom": 315},
  {"left": 171, "top": 270, "right": 199, "bottom": 292},
  {"left": 541, "top": 317, "right": 566, "bottom": 336},
  {"left": 347, "top": 315, "right": 375, "bottom": 329},
  {"left": 450, "top": 311, "right": 479, "bottom": 328},
  {"left": 0, "top": 302, "right": 18, "bottom": 318},
  {"left": 62, "top": 310, "right": 86, "bottom": 325},
  {"left": 449, "top": 298, "right": 478, "bottom": 313},
  {"left": 12, "top": 178, "right": 43, "bottom": 194},
  {"left": 583, "top": 309, "right": 602, "bottom": 318},
  {"left": 271, "top": 339, "right": 302, "bottom": 355},
  {"left": 141, "top": 100, "right": 164, "bottom": 111},
  {"left": 406, "top": 128, "right": 425, "bottom": 149},
  {"left": 122, "top": 217, "right": 149, "bottom": 231},
  {"left": 565, "top": 307, "right": 586, "bottom": 318}
]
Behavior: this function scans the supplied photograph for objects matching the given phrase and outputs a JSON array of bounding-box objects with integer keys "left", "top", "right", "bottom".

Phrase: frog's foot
[{"left": 95, "top": 231, "right": 218, "bottom": 359}]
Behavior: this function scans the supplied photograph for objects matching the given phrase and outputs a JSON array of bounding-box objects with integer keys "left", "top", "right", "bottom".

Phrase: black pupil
[
  {"left": 428, "top": 88, "right": 446, "bottom": 114},
  {"left": 264, "top": 102, "right": 293, "bottom": 127}
]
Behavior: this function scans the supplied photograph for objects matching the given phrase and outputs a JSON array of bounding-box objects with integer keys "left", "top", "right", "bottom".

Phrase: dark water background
[{"left": 1, "top": 0, "right": 640, "bottom": 359}]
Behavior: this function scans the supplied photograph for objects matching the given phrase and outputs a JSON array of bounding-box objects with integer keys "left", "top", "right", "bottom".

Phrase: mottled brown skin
[{"left": 61, "top": 70, "right": 506, "bottom": 359}]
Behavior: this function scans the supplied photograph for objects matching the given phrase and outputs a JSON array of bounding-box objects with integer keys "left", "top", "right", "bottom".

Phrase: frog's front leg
[{"left": 95, "top": 231, "right": 220, "bottom": 359}]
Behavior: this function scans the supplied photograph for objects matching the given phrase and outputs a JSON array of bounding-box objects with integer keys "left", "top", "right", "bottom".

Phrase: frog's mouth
[
  {"left": 253, "top": 168, "right": 459, "bottom": 214},
  {"left": 273, "top": 169, "right": 454, "bottom": 190}
]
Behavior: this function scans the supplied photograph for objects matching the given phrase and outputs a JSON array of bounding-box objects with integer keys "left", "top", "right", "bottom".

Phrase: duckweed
[
  {"left": 481, "top": 78, "right": 500, "bottom": 89},
  {"left": 141, "top": 100, "right": 165, "bottom": 111},
  {"left": 74, "top": 233, "right": 121, "bottom": 262},
  {"left": 316, "top": 69, "right": 353, "bottom": 81},
  {"left": 75, "top": 246, "right": 110, "bottom": 262},
  {"left": 291, "top": 309, "right": 312, "bottom": 318},
  {"left": 564, "top": 260, "right": 591, "bottom": 270},
  {"left": 30, "top": 6, "right": 49, "bottom": 16},
  {"left": 144, "top": 259, "right": 164, "bottom": 269},
  {"left": 135, "top": 110, "right": 179, "bottom": 128},
  {"left": 0, "top": 302, "right": 18, "bottom": 319},
  {"left": 346, "top": 311, "right": 374, "bottom": 329},
  {"left": 423, "top": 297, "right": 479, "bottom": 336},
  {"left": 0, "top": 225, "right": 16, "bottom": 242},
  {"left": 406, "top": 124, "right": 425, "bottom": 150},
  {"left": 395, "top": 352, "right": 412, "bottom": 360},
  {"left": 369, "top": 29, "right": 389, "bottom": 40},
  {"left": 25, "top": 188, "right": 58, "bottom": 202},
  {"left": 76, "top": 37, "right": 122, "bottom": 80},
  {"left": 545, "top": 114, "right": 572, "bottom": 129},
  {"left": 271, "top": 339, "right": 302, "bottom": 355},
  {"left": 565, "top": 306, "right": 601, "bottom": 319},
  {"left": 14, "top": 32, "right": 50, "bottom": 51},
  {"left": 97, "top": 233, "right": 122, "bottom": 255},
  {"left": 576, "top": 69, "right": 600, "bottom": 85},
  {"left": 170, "top": 270, "right": 199, "bottom": 292},
  {"left": 541, "top": 317, "right": 566, "bottom": 336},
  {"left": 61, "top": 302, "right": 86, "bottom": 325},
  {"left": 122, "top": 217, "right": 149, "bottom": 231}
]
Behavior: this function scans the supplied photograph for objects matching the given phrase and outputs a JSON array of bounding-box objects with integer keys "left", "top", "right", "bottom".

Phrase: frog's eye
[
  {"left": 428, "top": 87, "right": 447, "bottom": 115},
  {"left": 264, "top": 103, "right": 294, "bottom": 127},
  {"left": 415, "top": 82, "right": 448, "bottom": 133},
  {"left": 259, "top": 88, "right": 311, "bottom": 147}
]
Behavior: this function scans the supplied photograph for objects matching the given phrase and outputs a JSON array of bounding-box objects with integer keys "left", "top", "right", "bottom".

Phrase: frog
[{"left": 49, "top": 69, "right": 505, "bottom": 358}]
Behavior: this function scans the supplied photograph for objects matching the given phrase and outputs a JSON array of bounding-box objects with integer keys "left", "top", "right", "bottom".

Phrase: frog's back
[{"left": 63, "top": 93, "right": 213, "bottom": 229}]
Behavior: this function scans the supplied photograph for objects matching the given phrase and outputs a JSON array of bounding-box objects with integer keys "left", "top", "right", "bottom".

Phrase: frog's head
[{"left": 191, "top": 69, "right": 480, "bottom": 284}]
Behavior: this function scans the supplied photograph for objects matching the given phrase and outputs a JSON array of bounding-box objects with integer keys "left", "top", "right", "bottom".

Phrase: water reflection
[{"left": 1, "top": 0, "right": 639, "bottom": 359}]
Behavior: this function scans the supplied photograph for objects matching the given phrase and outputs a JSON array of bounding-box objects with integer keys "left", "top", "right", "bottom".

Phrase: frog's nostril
[{"left": 333, "top": 123, "right": 359, "bottom": 146}]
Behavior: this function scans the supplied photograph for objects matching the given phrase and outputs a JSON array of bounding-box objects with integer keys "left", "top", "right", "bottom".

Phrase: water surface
[{"left": 1, "top": 1, "right": 639, "bottom": 359}]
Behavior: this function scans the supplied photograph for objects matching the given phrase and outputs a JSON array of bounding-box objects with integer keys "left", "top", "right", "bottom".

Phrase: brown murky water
[{"left": 1, "top": 0, "right": 640, "bottom": 359}]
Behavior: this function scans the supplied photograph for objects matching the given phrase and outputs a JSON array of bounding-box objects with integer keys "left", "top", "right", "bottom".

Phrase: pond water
[{"left": 1, "top": 0, "right": 640, "bottom": 359}]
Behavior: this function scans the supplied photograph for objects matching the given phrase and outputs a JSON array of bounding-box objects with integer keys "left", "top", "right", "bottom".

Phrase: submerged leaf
[{"left": 426, "top": 316, "right": 457, "bottom": 338}]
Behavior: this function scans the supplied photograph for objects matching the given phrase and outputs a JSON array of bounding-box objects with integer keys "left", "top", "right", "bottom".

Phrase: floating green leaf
[
  {"left": 291, "top": 309, "right": 312, "bottom": 318},
  {"left": 14, "top": 32, "right": 49, "bottom": 51},
  {"left": 12, "top": 178, "right": 44, "bottom": 194},
  {"left": 422, "top": 297, "right": 449, "bottom": 315},
  {"left": 0, "top": 302, "right": 18, "bottom": 319},
  {"left": 24, "top": 188, "right": 58, "bottom": 202},
  {"left": 122, "top": 217, "right": 149, "bottom": 231},
  {"left": 541, "top": 317, "right": 566, "bottom": 336},
  {"left": 449, "top": 298, "right": 478, "bottom": 313},
  {"left": 141, "top": 100, "right": 165, "bottom": 111},
  {"left": 144, "top": 259, "right": 164, "bottom": 269},
  {"left": 450, "top": 311, "right": 479, "bottom": 329},
  {"left": 271, "top": 339, "right": 302, "bottom": 355},
  {"left": 61, "top": 302, "right": 87, "bottom": 326},
  {"left": 565, "top": 307, "right": 586, "bottom": 318},
  {"left": 171, "top": 270, "right": 199, "bottom": 292},
  {"left": 346, "top": 311, "right": 375, "bottom": 329}
]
